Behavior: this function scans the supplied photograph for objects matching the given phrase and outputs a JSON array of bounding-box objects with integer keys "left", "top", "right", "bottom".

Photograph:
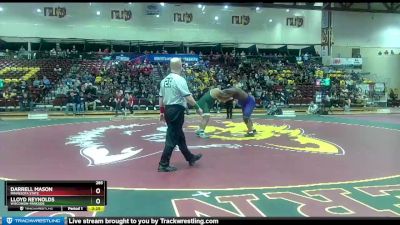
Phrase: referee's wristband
[{"left": 160, "top": 106, "right": 165, "bottom": 114}]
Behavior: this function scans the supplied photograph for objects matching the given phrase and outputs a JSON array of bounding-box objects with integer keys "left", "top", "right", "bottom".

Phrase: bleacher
[{"left": 0, "top": 59, "right": 72, "bottom": 110}]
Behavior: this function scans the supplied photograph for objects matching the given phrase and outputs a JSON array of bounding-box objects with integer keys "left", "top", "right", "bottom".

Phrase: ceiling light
[
  {"left": 96, "top": 11, "right": 100, "bottom": 15},
  {"left": 89, "top": 3, "right": 92, "bottom": 6},
  {"left": 269, "top": 19, "right": 273, "bottom": 23},
  {"left": 224, "top": 5, "right": 228, "bottom": 9},
  {"left": 198, "top": 4, "right": 202, "bottom": 8},
  {"left": 156, "top": 14, "right": 160, "bottom": 18},
  {"left": 256, "top": 7, "right": 260, "bottom": 11},
  {"left": 202, "top": 5, "right": 205, "bottom": 11},
  {"left": 215, "top": 16, "right": 219, "bottom": 20},
  {"left": 129, "top": 2, "right": 132, "bottom": 4},
  {"left": 0, "top": 7, "right": 3, "bottom": 12},
  {"left": 36, "top": 8, "right": 41, "bottom": 13},
  {"left": 286, "top": 9, "right": 290, "bottom": 12},
  {"left": 160, "top": 2, "right": 165, "bottom": 6}
]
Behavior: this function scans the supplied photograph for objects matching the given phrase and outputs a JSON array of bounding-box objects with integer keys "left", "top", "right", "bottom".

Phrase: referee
[{"left": 158, "top": 58, "right": 203, "bottom": 172}]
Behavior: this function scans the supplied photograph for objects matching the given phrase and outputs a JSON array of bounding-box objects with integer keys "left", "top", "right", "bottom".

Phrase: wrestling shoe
[
  {"left": 198, "top": 132, "right": 210, "bottom": 139},
  {"left": 245, "top": 131, "right": 255, "bottom": 137},
  {"left": 189, "top": 154, "right": 203, "bottom": 166},
  {"left": 195, "top": 129, "right": 204, "bottom": 136},
  {"left": 158, "top": 165, "right": 177, "bottom": 172}
]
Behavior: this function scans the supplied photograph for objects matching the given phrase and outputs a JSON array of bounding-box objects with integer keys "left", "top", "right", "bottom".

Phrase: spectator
[
  {"left": 85, "top": 92, "right": 98, "bottom": 111},
  {"left": 114, "top": 90, "right": 125, "bottom": 116},
  {"left": 54, "top": 64, "right": 62, "bottom": 73},
  {"left": 307, "top": 101, "right": 319, "bottom": 115},
  {"left": 43, "top": 76, "right": 51, "bottom": 89},
  {"left": 20, "top": 80, "right": 28, "bottom": 92},
  {"left": 2, "top": 89, "right": 11, "bottom": 100},
  {"left": 344, "top": 98, "right": 351, "bottom": 112},
  {"left": 127, "top": 93, "right": 137, "bottom": 114},
  {"left": 65, "top": 91, "right": 77, "bottom": 115},
  {"left": 266, "top": 101, "right": 281, "bottom": 115},
  {"left": 260, "top": 91, "right": 269, "bottom": 108},
  {"left": 389, "top": 89, "right": 397, "bottom": 101},
  {"left": 33, "top": 78, "right": 41, "bottom": 88},
  {"left": 75, "top": 92, "right": 85, "bottom": 114},
  {"left": 18, "top": 92, "right": 33, "bottom": 111},
  {"left": 71, "top": 45, "right": 78, "bottom": 54},
  {"left": 0, "top": 79, "right": 4, "bottom": 91},
  {"left": 323, "top": 93, "right": 333, "bottom": 114},
  {"left": 50, "top": 48, "right": 57, "bottom": 57}
]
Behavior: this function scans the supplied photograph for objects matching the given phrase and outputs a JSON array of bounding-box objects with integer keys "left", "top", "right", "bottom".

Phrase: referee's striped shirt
[{"left": 159, "top": 73, "right": 191, "bottom": 108}]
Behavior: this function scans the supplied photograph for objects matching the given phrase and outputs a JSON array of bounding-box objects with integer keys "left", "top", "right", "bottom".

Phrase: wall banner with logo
[
  {"left": 44, "top": 7, "right": 66, "bottom": 18},
  {"left": 146, "top": 54, "right": 199, "bottom": 62},
  {"left": 173, "top": 12, "right": 193, "bottom": 23},
  {"left": 286, "top": 16, "right": 304, "bottom": 27},
  {"left": 232, "top": 15, "right": 250, "bottom": 25},
  {"left": 111, "top": 9, "right": 132, "bottom": 21},
  {"left": 145, "top": 4, "right": 160, "bottom": 15},
  {"left": 331, "top": 58, "right": 362, "bottom": 66}
]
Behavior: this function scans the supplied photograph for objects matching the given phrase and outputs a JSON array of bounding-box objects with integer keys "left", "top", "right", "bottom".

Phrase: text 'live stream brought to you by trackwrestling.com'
[{"left": 67, "top": 217, "right": 220, "bottom": 225}]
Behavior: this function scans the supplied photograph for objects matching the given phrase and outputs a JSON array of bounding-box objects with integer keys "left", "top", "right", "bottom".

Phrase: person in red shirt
[
  {"left": 126, "top": 93, "right": 136, "bottom": 114},
  {"left": 143, "top": 66, "right": 150, "bottom": 75},
  {"left": 143, "top": 64, "right": 153, "bottom": 76}
]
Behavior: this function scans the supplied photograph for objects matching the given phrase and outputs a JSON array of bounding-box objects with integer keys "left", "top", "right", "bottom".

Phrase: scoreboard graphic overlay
[{"left": 4, "top": 181, "right": 107, "bottom": 212}]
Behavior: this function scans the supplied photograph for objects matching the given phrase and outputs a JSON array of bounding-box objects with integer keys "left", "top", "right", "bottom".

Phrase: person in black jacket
[
  {"left": 225, "top": 99, "right": 234, "bottom": 119},
  {"left": 75, "top": 92, "right": 85, "bottom": 114},
  {"left": 65, "top": 91, "right": 76, "bottom": 115}
]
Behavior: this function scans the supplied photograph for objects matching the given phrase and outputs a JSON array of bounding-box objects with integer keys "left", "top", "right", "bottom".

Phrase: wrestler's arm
[
  {"left": 221, "top": 88, "right": 235, "bottom": 98},
  {"left": 215, "top": 91, "right": 233, "bottom": 102}
]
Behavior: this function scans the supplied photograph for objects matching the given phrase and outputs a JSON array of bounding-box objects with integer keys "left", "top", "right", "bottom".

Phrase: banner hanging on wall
[
  {"left": 173, "top": 12, "right": 193, "bottom": 23},
  {"left": 146, "top": 54, "right": 199, "bottom": 63},
  {"left": 331, "top": 58, "right": 362, "bottom": 66},
  {"left": 111, "top": 53, "right": 142, "bottom": 61},
  {"left": 321, "top": 10, "right": 331, "bottom": 57},
  {"left": 232, "top": 15, "right": 250, "bottom": 25},
  {"left": 44, "top": 7, "right": 66, "bottom": 18},
  {"left": 125, "top": 54, "right": 199, "bottom": 64},
  {"left": 286, "top": 16, "right": 304, "bottom": 27},
  {"left": 145, "top": 4, "right": 160, "bottom": 15},
  {"left": 111, "top": 9, "right": 132, "bottom": 21}
]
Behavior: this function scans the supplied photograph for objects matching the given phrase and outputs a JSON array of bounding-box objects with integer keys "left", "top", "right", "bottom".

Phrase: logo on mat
[
  {"left": 188, "top": 121, "right": 344, "bottom": 155},
  {"left": 66, "top": 121, "right": 344, "bottom": 166}
]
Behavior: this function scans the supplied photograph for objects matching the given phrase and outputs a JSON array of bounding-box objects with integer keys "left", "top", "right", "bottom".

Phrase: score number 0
[{"left": 95, "top": 181, "right": 104, "bottom": 205}]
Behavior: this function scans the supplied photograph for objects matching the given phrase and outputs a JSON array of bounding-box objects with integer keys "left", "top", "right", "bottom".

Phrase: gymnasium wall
[
  {"left": 0, "top": 3, "right": 321, "bottom": 44},
  {"left": 362, "top": 55, "right": 400, "bottom": 90},
  {"left": 331, "top": 11, "right": 400, "bottom": 58}
]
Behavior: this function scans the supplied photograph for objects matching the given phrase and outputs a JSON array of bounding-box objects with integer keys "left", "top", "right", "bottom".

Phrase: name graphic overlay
[{"left": 5, "top": 181, "right": 107, "bottom": 212}]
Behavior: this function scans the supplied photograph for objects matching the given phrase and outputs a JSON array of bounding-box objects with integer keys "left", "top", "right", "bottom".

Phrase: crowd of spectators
[
  {"left": 0, "top": 65, "right": 62, "bottom": 111},
  {"left": 181, "top": 54, "right": 373, "bottom": 114},
  {"left": 51, "top": 59, "right": 159, "bottom": 114},
  {"left": 0, "top": 50, "right": 392, "bottom": 114}
]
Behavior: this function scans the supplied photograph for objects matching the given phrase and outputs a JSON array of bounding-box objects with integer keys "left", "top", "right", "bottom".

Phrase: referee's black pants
[
  {"left": 159, "top": 104, "right": 195, "bottom": 166},
  {"left": 226, "top": 105, "right": 233, "bottom": 119}
]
